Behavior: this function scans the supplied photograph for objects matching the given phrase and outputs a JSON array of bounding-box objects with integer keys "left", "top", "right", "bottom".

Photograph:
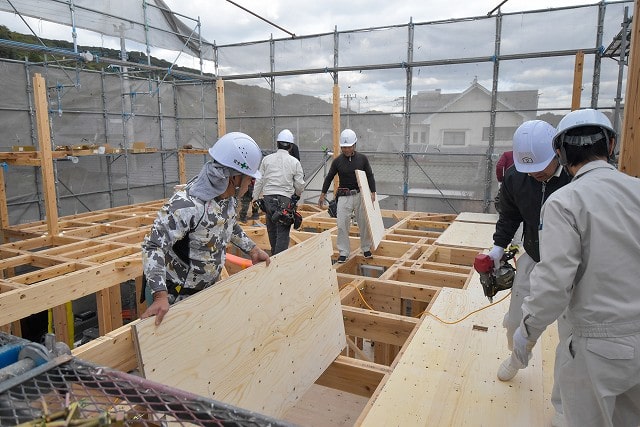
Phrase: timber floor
[{"left": 0, "top": 202, "right": 557, "bottom": 426}]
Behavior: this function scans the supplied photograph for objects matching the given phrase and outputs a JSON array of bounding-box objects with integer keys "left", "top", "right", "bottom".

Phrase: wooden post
[
  {"left": 332, "top": 84, "right": 341, "bottom": 194},
  {"left": 178, "top": 150, "right": 186, "bottom": 184},
  {"left": 32, "top": 73, "right": 59, "bottom": 236},
  {"left": 216, "top": 79, "right": 226, "bottom": 137},
  {"left": 619, "top": 0, "right": 640, "bottom": 177},
  {"left": 571, "top": 51, "right": 584, "bottom": 111},
  {"left": 0, "top": 166, "right": 8, "bottom": 234}
]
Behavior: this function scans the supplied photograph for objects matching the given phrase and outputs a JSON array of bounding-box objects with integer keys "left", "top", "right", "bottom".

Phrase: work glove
[
  {"left": 513, "top": 326, "right": 536, "bottom": 367},
  {"left": 487, "top": 245, "right": 505, "bottom": 270}
]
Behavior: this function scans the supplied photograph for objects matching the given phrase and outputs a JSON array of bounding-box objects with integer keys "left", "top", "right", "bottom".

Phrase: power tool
[{"left": 473, "top": 246, "right": 518, "bottom": 302}]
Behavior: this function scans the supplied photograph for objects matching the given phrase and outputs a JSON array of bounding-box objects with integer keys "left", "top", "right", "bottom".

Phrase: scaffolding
[{"left": 0, "top": 1, "right": 634, "bottom": 222}]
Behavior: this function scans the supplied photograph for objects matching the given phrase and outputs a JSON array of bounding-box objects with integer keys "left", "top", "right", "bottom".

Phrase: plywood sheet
[
  {"left": 435, "top": 221, "right": 495, "bottom": 249},
  {"left": 455, "top": 212, "right": 498, "bottom": 224},
  {"left": 359, "top": 273, "right": 549, "bottom": 426},
  {"left": 356, "top": 170, "right": 384, "bottom": 250},
  {"left": 132, "top": 232, "right": 346, "bottom": 418}
]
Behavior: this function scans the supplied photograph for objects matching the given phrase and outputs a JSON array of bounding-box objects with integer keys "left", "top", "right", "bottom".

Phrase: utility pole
[{"left": 343, "top": 93, "right": 357, "bottom": 128}]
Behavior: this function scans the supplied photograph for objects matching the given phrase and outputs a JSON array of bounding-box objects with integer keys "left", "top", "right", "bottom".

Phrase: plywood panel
[
  {"left": 359, "top": 274, "right": 549, "bottom": 426},
  {"left": 132, "top": 232, "right": 346, "bottom": 418},
  {"left": 356, "top": 170, "right": 384, "bottom": 251},
  {"left": 455, "top": 212, "right": 498, "bottom": 224},
  {"left": 434, "top": 221, "right": 495, "bottom": 249}
]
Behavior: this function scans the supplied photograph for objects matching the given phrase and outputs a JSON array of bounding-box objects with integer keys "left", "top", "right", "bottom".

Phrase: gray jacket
[
  {"left": 522, "top": 160, "right": 640, "bottom": 340},
  {"left": 142, "top": 190, "right": 256, "bottom": 294}
]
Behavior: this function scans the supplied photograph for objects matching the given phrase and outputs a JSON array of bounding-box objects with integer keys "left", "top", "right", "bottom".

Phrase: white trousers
[
  {"left": 504, "top": 252, "right": 565, "bottom": 414},
  {"left": 558, "top": 333, "right": 640, "bottom": 427},
  {"left": 336, "top": 193, "right": 371, "bottom": 257}
]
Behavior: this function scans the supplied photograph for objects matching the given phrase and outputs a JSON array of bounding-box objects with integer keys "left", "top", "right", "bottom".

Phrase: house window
[
  {"left": 443, "top": 130, "right": 466, "bottom": 146},
  {"left": 482, "top": 127, "right": 519, "bottom": 141},
  {"left": 412, "top": 131, "right": 419, "bottom": 143},
  {"left": 420, "top": 131, "right": 427, "bottom": 143}
]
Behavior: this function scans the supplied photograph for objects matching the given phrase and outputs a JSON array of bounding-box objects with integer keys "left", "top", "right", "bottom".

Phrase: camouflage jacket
[{"left": 142, "top": 190, "right": 256, "bottom": 294}]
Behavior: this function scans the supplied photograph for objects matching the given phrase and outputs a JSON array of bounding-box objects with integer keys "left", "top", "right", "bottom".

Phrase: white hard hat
[
  {"left": 208, "top": 132, "right": 262, "bottom": 179},
  {"left": 553, "top": 108, "right": 615, "bottom": 149},
  {"left": 339, "top": 129, "right": 357, "bottom": 147},
  {"left": 276, "top": 129, "right": 294, "bottom": 144},
  {"left": 512, "top": 120, "right": 556, "bottom": 173}
]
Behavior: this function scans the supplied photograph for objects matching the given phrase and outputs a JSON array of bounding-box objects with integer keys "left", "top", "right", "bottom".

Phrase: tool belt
[
  {"left": 336, "top": 187, "right": 359, "bottom": 197},
  {"left": 167, "top": 281, "right": 200, "bottom": 297}
]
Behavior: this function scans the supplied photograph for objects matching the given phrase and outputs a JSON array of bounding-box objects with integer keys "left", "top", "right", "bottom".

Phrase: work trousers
[
  {"left": 558, "top": 333, "right": 640, "bottom": 427},
  {"left": 264, "top": 194, "right": 293, "bottom": 255},
  {"left": 336, "top": 193, "right": 371, "bottom": 257},
  {"left": 504, "top": 252, "right": 565, "bottom": 415}
]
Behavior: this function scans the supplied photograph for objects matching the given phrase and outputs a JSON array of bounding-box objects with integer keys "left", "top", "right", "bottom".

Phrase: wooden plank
[
  {"left": 342, "top": 306, "right": 418, "bottom": 346},
  {"left": 455, "top": 212, "right": 498, "bottom": 224},
  {"left": 131, "top": 233, "right": 345, "bottom": 418},
  {"left": 316, "top": 355, "right": 390, "bottom": 397},
  {"left": 356, "top": 170, "right": 384, "bottom": 251},
  {"left": 32, "top": 73, "right": 59, "bottom": 236},
  {"left": 283, "top": 384, "right": 369, "bottom": 427},
  {"left": 177, "top": 149, "right": 186, "bottom": 184},
  {"left": 216, "top": 79, "right": 226, "bottom": 136},
  {"left": 619, "top": 0, "right": 640, "bottom": 178},
  {"left": 394, "top": 267, "right": 468, "bottom": 289},
  {"left": 0, "top": 258, "right": 141, "bottom": 325},
  {"left": 571, "top": 50, "right": 584, "bottom": 111},
  {"left": 72, "top": 322, "right": 139, "bottom": 372},
  {"left": 358, "top": 274, "right": 548, "bottom": 426},
  {"left": 434, "top": 221, "right": 495, "bottom": 249}
]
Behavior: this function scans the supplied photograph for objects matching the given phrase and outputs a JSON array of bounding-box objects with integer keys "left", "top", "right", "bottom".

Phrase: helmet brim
[{"left": 513, "top": 155, "right": 555, "bottom": 173}]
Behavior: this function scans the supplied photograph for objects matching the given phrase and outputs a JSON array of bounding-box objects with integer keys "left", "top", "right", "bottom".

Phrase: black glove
[{"left": 291, "top": 194, "right": 300, "bottom": 204}]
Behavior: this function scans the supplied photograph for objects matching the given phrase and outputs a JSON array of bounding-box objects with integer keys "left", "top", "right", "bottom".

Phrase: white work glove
[
  {"left": 513, "top": 326, "right": 536, "bottom": 367},
  {"left": 487, "top": 245, "right": 505, "bottom": 270}
]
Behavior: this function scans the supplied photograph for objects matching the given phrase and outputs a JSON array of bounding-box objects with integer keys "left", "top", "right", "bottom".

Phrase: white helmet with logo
[
  {"left": 512, "top": 120, "right": 556, "bottom": 173},
  {"left": 276, "top": 129, "right": 294, "bottom": 144},
  {"left": 339, "top": 129, "right": 357, "bottom": 147},
  {"left": 208, "top": 132, "right": 262, "bottom": 179},
  {"left": 553, "top": 108, "right": 615, "bottom": 149}
]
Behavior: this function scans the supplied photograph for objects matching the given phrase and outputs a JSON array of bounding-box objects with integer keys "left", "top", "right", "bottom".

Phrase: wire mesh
[{"left": 0, "top": 341, "right": 292, "bottom": 427}]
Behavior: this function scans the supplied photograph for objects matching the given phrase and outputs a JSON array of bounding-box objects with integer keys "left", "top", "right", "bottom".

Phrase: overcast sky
[
  {"left": 0, "top": 0, "right": 630, "bottom": 112},
  {"left": 162, "top": 0, "right": 591, "bottom": 45}
]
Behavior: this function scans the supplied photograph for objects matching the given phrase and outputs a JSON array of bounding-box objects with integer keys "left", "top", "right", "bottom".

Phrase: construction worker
[
  {"left": 318, "top": 129, "right": 376, "bottom": 263},
  {"left": 253, "top": 129, "right": 305, "bottom": 255},
  {"left": 489, "top": 120, "right": 571, "bottom": 425},
  {"left": 141, "top": 132, "right": 270, "bottom": 326},
  {"left": 513, "top": 109, "right": 640, "bottom": 426}
]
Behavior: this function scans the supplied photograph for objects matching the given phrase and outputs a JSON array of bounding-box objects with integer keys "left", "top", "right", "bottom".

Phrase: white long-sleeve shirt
[
  {"left": 522, "top": 160, "right": 640, "bottom": 340},
  {"left": 253, "top": 149, "right": 305, "bottom": 198}
]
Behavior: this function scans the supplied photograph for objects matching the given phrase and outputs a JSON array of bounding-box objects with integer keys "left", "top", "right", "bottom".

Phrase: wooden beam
[
  {"left": 32, "top": 73, "right": 59, "bottom": 236},
  {"left": 72, "top": 322, "right": 138, "bottom": 372},
  {"left": 342, "top": 306, "right": 418, "bottom": 346},
  {"left": 619, "top": 0, "right": 640, "bottom": 177},
  {"left": 0, "top": 258, "right": 141, "bottom": 326},
  {"left": 177, "top": 149, "right": 186, "bottom": 184},
  {"left": 216, "top": 79, "right": 226, "bottom": 136},
  {"left": 571, "top": 50, "right": 584, "bottom": 110},
  {"left": 316, "top": 355, "right": 390, "bottom": 397}
]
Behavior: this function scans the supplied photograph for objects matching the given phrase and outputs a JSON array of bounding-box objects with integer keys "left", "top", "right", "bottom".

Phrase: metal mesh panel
[
  {"left": 338, "top": 27, "right": 408, "bottom": 67},
  {"left": 0, "top": 355, "right": 291, "bottom": 426},
  {"left": 274, "top": 34, "right": 334, "bottom": 72},
  {"left": 413, "top": 18, "right": 496, "bottom": 62},
  {"left": 501, "top": 6, "right": 598, "bottom": 54}
]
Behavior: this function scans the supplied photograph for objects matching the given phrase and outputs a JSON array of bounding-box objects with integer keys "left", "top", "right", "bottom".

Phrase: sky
[
  {"left": 162, "top": 0, "right": 591, "bottom": 45},
  {"left": 0, "top": 0, "right": 631, "bottom": 113}
]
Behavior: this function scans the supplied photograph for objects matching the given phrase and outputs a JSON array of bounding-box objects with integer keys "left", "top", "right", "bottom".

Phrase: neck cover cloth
[{"left": 187, "top": 161, "right": 236, "bottom": 201}]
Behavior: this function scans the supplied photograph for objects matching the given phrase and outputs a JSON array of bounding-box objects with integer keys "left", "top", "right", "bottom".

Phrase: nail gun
[{"left": 473, "top": 246, "right": 519, "bottom": 302}]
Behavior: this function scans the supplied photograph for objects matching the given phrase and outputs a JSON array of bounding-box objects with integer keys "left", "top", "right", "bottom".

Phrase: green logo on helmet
[{"left": 234, "top": 159, "right": 249, "bottom": 170}]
